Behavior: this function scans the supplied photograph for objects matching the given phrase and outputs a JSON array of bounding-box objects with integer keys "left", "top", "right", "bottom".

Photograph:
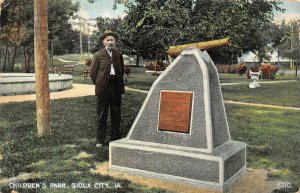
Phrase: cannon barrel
[{"left": 167, "top": 38, "right": 231, "bottom": 57}]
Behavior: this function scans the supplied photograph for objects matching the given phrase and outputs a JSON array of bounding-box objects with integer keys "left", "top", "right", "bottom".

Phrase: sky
[
  {"left": 274, "top": 0, "right": 300, "bottom": 23},
  {"left": 75, "top": 0, "right": 300, "bottom": 23},
  {"left": 75, "top": 0, "right": 126, "bottom": 20}
]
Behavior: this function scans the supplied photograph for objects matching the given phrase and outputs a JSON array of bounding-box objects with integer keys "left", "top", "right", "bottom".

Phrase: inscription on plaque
[{"left": 158, "top": 91, "right": 193, "bottom": 133}]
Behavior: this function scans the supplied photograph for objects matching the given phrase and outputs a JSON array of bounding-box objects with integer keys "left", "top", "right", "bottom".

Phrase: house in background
[{"left": 238, "top": 51, "right": 290, "bottom": 68}]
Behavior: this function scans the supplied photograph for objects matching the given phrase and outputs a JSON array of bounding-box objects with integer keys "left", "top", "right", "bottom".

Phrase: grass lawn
[
  {"left": 0, "top": 91, "right": 299, "bottom": 192},
  {"left": 227, "top": 104, "right": 300, "bottom": 185},
  {"left": 219, "top": 73, "right": 250, "bottom": 83},
  {"left": 1, "top": 59, "right": 299, "bottom": 192},
  {"left": 221, "top": 81, "right": 300, "bottom": 107},
  {"left": 0, "top": 92, "right": 172, "bottom": 193},
  {"left": 124, "top": 67, "right": 158, "bottom": 91}
]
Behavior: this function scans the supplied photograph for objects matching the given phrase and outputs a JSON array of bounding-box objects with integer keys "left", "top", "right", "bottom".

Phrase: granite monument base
[{"left": 109, "top": 139, "right": 246, "bottom": 191}]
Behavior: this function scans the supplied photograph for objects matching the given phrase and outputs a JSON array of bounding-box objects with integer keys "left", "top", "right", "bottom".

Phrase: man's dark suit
[{"left": 90, "top": 48, "right": 125, "bottom": 144}]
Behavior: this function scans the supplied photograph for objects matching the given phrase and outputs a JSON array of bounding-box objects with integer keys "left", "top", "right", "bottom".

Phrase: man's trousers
[{"left": 96, "top": 76, "right": 122, "bottom": 144}]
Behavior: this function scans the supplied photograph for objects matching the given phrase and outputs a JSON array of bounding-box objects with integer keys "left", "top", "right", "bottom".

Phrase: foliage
[
  {"left": 47, "top": 0, "right": 80, "bottom": 54},
  {"left": 246, "top": 63, "right": 279, "bottom": 80},
  {"left": 118, "top": 0, "right": 284, "bottom": 63},
  {"left": 84, "top": 58, "right": 92, "bottom": 67},
  {"left": 217, "top": 65, "right": 238, "bottom": 74},
  {"left": 124, "top": 65, "right": 131, "bottom": 75},
  {"left": 146, "top": 60, "right": 169, "bottom": 71},
  {"left": 0, "top": 0, "right": 79, "bottom": 71},
  {"left": 250, "top": 24, "right": 284, "bottom": 64},
  {"left": 237, "top": 63, "right": 247, "bottom": 75},
  {"left": 277, "top": 20, "right": 300, "bottom": 63},
  {"left": 217, "top": 63, "right": 247, "bottom": 75},
  {"left": 90, "top": 17, "right": 125, "bottom": 53},
  {"left": 260, "top": 63, "right": 279, "bottom": 79}
]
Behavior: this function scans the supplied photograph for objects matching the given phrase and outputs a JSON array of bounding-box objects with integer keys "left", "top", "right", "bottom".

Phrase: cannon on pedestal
[{"left": 167, "top": 38, "right": 231, "bottom": 58}]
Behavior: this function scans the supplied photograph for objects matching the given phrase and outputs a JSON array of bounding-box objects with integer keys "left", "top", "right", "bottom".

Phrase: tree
[
  {"left": 119, "top": 0, "right": 284, "bottom": 64},
  {"left": 0, "top": 0, "right": 30, "bottom": 71},
  {"left": 278, "top": 20, "right": 300, "bottom": 77},
  {"left": 92, "top": 17, "right": 125, "bottom": 53},
  {"left": 0, "top": 0, "right": 79, "bottom": 72},
  {"left": 119, "top": 0, "right": 191, "bottom": 65}
]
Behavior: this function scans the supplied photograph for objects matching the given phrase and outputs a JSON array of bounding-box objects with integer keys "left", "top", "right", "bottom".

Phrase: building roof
[{"left": 238, "top": 51, "right": 290, "bottom": 63}]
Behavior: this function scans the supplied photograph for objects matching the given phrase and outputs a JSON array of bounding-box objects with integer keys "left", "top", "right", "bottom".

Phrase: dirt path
[
  {"left": 220, "top": 79, "right": 296, "bottom": 86},
  {"left": 0, "top": 84, "right": 95, "bottom": 104},
  {"left": 0, "top": 85, "right": 150, "bottom": 104},
  {"left": 224, "top": 100, "right": 300, "bottom": 110}
]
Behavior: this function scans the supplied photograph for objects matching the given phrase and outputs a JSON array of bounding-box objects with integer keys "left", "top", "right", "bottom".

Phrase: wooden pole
[{"left": 34, "top": 0, "right": 51, "bottom": 136}]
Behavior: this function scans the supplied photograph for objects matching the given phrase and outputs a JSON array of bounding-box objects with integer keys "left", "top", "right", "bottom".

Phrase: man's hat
[{"left": 99, "top": 29, "right": 119, "bottom": 42}]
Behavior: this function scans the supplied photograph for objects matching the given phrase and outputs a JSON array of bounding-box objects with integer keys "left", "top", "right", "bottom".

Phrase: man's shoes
[{"left": 96, "top": 143, "right": 103, "bottom": 148}]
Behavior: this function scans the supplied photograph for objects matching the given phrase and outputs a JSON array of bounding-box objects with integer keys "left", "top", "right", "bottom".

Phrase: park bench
[
  {"left": 81, "top": 67, "right": 90, "bottom": 80},
  {"left": 80, "top": 66, "right": 130, "bottom": 81},
  {"left": 49, "top": 65, "right": 74, "bottom": 74}
]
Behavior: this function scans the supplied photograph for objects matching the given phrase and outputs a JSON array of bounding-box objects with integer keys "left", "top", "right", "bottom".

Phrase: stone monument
[{"left": 109, "top": 48, "right": 246, "bottom": 192}]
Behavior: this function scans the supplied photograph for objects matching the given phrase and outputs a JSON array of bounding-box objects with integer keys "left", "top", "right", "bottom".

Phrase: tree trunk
[
  {"left": 0, "top": 46, "right": 2, "bottom": 69},
  {"left": 296, "top": 61, "right": 298, "bottom": 78},
  {"left": 2, "top": 45, "right": 9, "bottom": 71},
  {"left": 24, "top": 47, "right": 32, "bottom": 73},
  {"left": 136, "top": 53, "right": 140, "bottom": 67},
  {"left": 7, "top": 47, "right": 11, "bottom": 69},
  {"left": 10, "top": 45, "right": 18, "bottom": 71}
]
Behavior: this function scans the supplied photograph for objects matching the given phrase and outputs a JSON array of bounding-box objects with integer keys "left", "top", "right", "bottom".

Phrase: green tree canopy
[
  {"left": 0, "top": 0, "right": 79, "bottom": 71},
  {"left": 278, "top": 20, "right": 300, "bottom": 62},
  {"left": 119, "top": 0, "right": 284, "bottom": 64}
]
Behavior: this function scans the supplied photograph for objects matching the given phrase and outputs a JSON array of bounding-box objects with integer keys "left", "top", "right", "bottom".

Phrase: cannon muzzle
[{"left": 167, "top": 38, "right": 231, "bottom": 57}]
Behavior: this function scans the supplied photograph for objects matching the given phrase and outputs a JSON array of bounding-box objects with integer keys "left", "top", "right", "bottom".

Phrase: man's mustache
[{"left": 107, "top": 43, "right": 117, "bottom": 52}]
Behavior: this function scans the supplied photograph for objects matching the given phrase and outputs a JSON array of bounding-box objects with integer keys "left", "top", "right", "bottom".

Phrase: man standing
[{"left": 90, "top": 30, "right": 125, "bottom": 149}]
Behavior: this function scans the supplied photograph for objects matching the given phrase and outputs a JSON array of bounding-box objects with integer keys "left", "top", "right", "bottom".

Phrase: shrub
[
  {"left": 124, "top": 65, "right": 131, "bottom": 75},
  {"left": 260, "top": 63, "right": 279, "bottom": 80},
  {"left": 246, "top": 64, "right": 279, "bottom": 79},
  {"left": 146, "top": 60, "right": 169, "bottom": 71},
  {"left": 237, "top": 63, "right": 247, "bottom": 75},
  {"left": 84, "top": 58, "right": 92, "bottom": 67},
  {"left": 218, "top": 65, "right": 237, "bottom": 74}
]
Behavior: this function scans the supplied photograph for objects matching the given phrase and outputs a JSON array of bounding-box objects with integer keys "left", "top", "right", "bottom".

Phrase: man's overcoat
[{"left": 90, "top": 48, "right": 125, "bottom": 96}]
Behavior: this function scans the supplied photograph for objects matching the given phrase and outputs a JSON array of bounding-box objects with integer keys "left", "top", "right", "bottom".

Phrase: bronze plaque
[{"left": 158, "top": 91, "right": 193, "bottom": 133}]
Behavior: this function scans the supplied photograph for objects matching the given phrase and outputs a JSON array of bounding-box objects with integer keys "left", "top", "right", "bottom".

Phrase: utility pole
[{"left": 34, "top": 0, "right": 51, "bottom": 136}]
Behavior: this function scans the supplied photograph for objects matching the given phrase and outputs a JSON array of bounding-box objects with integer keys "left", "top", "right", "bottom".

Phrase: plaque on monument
[{"left": 158, "top": 91, "right": 193, "bottom": 133}]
